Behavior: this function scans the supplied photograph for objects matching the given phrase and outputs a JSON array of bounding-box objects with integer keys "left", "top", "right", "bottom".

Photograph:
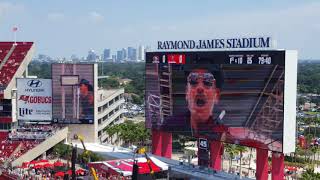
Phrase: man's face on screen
[
  {"left": 80, "top": 84, "right": 88, "bottom": 95},
  {"left": 186, "top": 69, "right": 218, "bottom": 119}
]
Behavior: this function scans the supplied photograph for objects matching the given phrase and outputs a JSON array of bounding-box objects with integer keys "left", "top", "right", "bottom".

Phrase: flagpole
[
  {"left": 14, "top": 31, "right": 16, "bottom": 44},
  {"left": 12, "top": 27, "right": 17, "bottom": 45}
]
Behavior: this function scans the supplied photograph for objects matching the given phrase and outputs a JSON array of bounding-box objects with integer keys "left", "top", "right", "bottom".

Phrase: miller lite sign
[{"left": 17, "top": 78, "right": 52, "bottom": 121}]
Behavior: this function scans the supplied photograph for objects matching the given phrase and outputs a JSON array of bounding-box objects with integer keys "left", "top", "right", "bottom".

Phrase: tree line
[
  {"left": 298, "top": 61, "right": 320, "bottom": 94},
  {"left": 29, "top": 60, "right": 320, "bottom": 95}
]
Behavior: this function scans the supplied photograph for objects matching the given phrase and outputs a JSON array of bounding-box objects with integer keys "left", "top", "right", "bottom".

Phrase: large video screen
[
  {"left": 52, "top": 64, "right": 94, "bottom": 124},
  {"left": 146, "top": 51, "right": 295, "bottom": 152}
]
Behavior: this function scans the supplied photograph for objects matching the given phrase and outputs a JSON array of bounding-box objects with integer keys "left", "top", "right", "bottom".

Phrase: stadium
[{"left": 0, "top": 41, "right": 298, "bottom": 180}]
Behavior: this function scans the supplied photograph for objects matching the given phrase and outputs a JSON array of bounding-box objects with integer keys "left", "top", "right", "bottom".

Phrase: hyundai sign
[{"left": 17, "top": 78, "right": 52, "bottom": 121}]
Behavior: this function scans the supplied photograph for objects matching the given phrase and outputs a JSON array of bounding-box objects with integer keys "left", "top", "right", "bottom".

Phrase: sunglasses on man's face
[{"left": 187, "top": 72, "right": 215, "bottom": 87}]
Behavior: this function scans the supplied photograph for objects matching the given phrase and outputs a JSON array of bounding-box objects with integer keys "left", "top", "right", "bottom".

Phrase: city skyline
[
  {"left": 35, "top": 45, "right": 147, "bottom": 62},
  {"left": 0, "top": 0, "right": 320, "bottom": 59}
]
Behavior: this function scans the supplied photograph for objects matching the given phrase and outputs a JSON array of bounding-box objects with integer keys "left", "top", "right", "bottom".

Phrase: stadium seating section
[{"left": 0, "top": 42, "right": 33, "bottom": 98}]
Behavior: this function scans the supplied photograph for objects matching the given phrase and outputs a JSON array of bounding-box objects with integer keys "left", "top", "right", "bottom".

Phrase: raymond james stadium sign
[{"left": 157, "top": 37, "right": 273, "bottom": 50}]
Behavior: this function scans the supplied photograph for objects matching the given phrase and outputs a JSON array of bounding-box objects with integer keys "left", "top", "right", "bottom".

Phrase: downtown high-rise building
[
  {"left": 103, "top": 49, "right": 111, "bottom": 62},
  {"left": 116, "top": 50, "right": 123, "bottom": 62},
  {"left": 112, "top": 55, "right": 116, "bottom": 62},
  {"left": 87, "top": 49, "right": 99, "bottom": 61},
  {"left": 138, "top": 45, "right": 145, "bottom": 61},
  {"left": 127, "top": 47, "right": 137, "bottom": 61}
]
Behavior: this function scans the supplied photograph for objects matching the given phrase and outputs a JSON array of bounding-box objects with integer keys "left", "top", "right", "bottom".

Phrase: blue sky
[{"left": 0, "top": 0, "right": 319, "bottom": 59}]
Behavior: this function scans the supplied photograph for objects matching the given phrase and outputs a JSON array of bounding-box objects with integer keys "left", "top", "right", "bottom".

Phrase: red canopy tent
[
  {"left": 66, "top": 170, "right": 72, "bottom": 175},
  {"left": 29, "top": 160, "right": 37, "bottom": 165},
  {"left": 33, "top": 164, "right": 43, "bottom": 169},
  {"left": 43, "top": 163, "right": 54, "bottom": 168},
  {"left": 88, "top": 156, "right": 168, "bottom": 178},
  {"left": 21, "top": 162, "right": 30, "bottom": 168},
  {"left": 39, "top": 159, "right": 49, "bottom": 163},
  {"left": 286, "top": 166, "right": 298, "bottom": 171},
  {"left": 54, "top": 161, "right": 64, "bottom": 167},
  {"left": 76, "top": 169, "right": 85, "bottom": 176},
  {"left": 55, "top": 171, "right": 65, "bottom": 177}
]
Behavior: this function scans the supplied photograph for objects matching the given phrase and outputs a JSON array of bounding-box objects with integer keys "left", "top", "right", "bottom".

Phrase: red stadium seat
[{"left": 0, "top": 42, "right": 33, "bottom": 92}]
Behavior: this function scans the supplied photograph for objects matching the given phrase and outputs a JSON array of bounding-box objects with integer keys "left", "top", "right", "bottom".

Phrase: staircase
[{"left": 159, "top": 63, "right": 173, "bottom": 121}]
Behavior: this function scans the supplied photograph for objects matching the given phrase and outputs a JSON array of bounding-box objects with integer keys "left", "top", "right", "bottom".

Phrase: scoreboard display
[{"left": 145, "top": 50, "right": 297, "bottom": 153}]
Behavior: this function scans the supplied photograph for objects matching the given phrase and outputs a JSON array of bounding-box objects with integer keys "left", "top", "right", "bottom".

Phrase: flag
[{"left": 12, "top": 27, "right": 18, "bottom": 32}]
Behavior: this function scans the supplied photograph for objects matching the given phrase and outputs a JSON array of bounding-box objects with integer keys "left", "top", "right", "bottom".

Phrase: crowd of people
[
  {"left": 0, "top": 124, "right": 64, "bottom": 167},
  {"left": 9, "top": 131, "right": 52, "bottom": 140},
  {"left": 12, "top": 141, "right": 41, "bottom": 159},
  {"left": 9, "top": 124, "right": 63, "bottom": 140},
  {"left": 0, "top": 139, "right": 20, "bottom": 163},
  {"left": 17, "top": 124, "right": 57, "bottom": 132}
]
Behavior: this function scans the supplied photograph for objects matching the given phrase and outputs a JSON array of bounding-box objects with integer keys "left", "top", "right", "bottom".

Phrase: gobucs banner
[{"left": 17, "top": 78, "right": 52, "bottom": 121}]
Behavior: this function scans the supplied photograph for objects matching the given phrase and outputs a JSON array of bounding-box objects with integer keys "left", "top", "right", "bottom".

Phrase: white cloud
[
  {"left": 88, "top": 11, "right": 104, "bottom": 23},
  {"left": 47, "top": 12, "right": 65, "bottom": 21},
  {"left": 0, "top": 2, "right": 25, "bottom": 16}
]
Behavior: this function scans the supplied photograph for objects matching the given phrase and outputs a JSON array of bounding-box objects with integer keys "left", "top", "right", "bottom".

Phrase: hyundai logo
[{"left": 27, "top": 80, "right": 42, "bottom": 88}]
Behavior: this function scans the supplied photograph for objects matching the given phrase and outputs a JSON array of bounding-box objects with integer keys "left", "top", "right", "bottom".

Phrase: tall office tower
[
  {"left": 71, "top": 54, "right": 79, "bottom": 62},
  {"left": 117, "top": 50, "right": 123, "bottom": 62},
  {"left": 127, "top": 47, "right": 137, "bottom": 61},
  {"left": 138, "top": 45, "right": 145, "bottom": 61},
  {"left": 112, "top": 55, "right": 116, "bottom": 62},
  {"left": 121, "top": 48, "right": 127, "bottom": 60},
  {"left": 103, "top": 49, "right": 111, "bottom": 62},
  {"left": 87, "top": 49, "right": 98, "bottom": 62}
]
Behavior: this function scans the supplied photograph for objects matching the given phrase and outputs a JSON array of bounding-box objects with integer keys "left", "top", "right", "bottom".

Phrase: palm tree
[
  {"left": 136, "top": 122, "right": 150, "bottom": 146},
  {"left": 306, "top": 134, "right": 314, "bottom": 162},
  {"left": 224, "top": 143, "right": 238, "bottom": 173},
  {"left": 53, "top": 143, "right": 72, "bottom": 159},
  {"left": 104, "top": 120, "right": 150, "bottom": 147},
  {"left": 234, "top": 145, "right": 247, "bottom": 177},
  {"left": 301, "top": 168, "right": 320, "bottom": 180},
  {"left": 310, "top": 146, "right": 318, "bottom": 165}
]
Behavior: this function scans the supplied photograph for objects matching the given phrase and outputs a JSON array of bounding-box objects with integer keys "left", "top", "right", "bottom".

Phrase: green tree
[
  {"left": 28, "top": 61, "right": 51, "bottom": 78},
  {"left": 99, "top": 77, "right": 120, "bottom": 89},
  {"left": 78, "top": 151, "right": 104, "bottom": 164},
  {"left": 224, "top": 144, "right": 238, "bottom": 173},
  {"left": 136, "top": 122, "right": 151, "bottom": 146},
  {"left": 300, "top": 168, "right": 320, "bottom": 180},
  {"left": 53, "top": 143, "right": 72, "bottom": 159},
  {"left": 104, "top": 121, "right": 150, "bottom": 147},
  {"left": 131, "top": 94, "right": 143, "bottom": 105},
  {"left": 297, "top": 62, "right": 320, "bottom": 94}
]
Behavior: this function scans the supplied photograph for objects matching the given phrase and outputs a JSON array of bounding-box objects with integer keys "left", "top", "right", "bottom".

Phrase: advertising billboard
[
  {"left": 52, "top": 64, "right": 94, "bottom": 124},
  {"left": 17, "top": 78, "right": 52, "bottom": 121},
  {"left": 146, "top": 50, "right": 297, "bottom": 153}
]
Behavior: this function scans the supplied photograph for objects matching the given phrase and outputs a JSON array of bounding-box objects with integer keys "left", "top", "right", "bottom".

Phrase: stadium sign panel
[
  {"left": 17, "top": 78, "right": 52, "bottom": 121},
  {"left": 145, "top": 50, "right": 297, "bottom": 153},
  {"left": 157, "top": 37, "right": 273, "bottom": 50},
  {"left": 198, "top": 138, "right": 209, "bottom": 150}
]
